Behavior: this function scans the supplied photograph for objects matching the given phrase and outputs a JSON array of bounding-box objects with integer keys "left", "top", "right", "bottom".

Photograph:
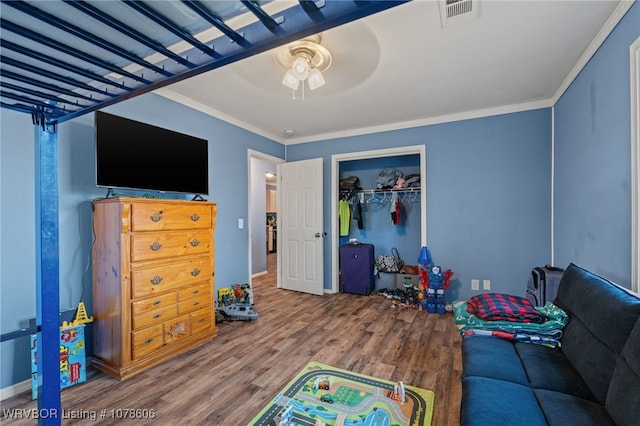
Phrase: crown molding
[
  {"left": 283, "top": 99, "right": 554, "bottom": 145},
  {"left": 551, "top": 0, "right": 635, "bottom": 104}
]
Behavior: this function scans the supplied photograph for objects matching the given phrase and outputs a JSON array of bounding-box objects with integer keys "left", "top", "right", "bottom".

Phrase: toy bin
[
  {"left": 375, "top": 271, "right": 397, "bottom": 291},
  {"left": 396, "top": 273, "right": 420, "bottom": 291},
  {"left": 30, "top": 325, "right": 87, "bottom": 399}
]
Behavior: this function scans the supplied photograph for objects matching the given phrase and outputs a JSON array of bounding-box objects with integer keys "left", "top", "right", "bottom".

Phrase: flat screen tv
[{"left": 95, "top": 111, "right": 209, "bottom": 196}]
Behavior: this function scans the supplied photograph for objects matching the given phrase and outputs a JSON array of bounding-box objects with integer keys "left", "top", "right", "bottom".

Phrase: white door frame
[
  {"left": 330, "top": 145, "right": 427, "bottom": 293},
  {"left": 247, "top": 149, "right": 284, "bottom": 289},
  {"left": 631, "top": 36, "right": 640, "bottom": 293}
]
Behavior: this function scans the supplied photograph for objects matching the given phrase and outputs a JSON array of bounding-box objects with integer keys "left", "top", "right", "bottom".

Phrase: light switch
[{"left": 238, "top": 218, "right": 244, "bottom": 229}]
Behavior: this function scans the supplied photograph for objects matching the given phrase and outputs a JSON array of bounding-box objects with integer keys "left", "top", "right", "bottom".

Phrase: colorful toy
[
  {"left": 61, "top": 301, "right": 93, "bottom": 329},
  {"left": 217, "top": 287, "right": 234, "bottom": 306},
  {"left": 390, "top": 381, "right": 406, "bottom": 403},
  {"left": 313, "top": 377, "right": 331, "bottom": 390},
  {"left": 233, "top": 283, "right": 253, "bottom": 304},
  {"left": 218, "top": 283, "right": 254, "bottom": 307},
  {"left": 417, "top": 246, "right": 453, "bottom": 314},
  {"left": 217, "top": 303, "right": 259, "bottom": 321}
]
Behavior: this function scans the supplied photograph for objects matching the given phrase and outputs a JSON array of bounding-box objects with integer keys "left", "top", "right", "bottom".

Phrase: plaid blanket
[{"left": 466, "top": 293, "right": 545, "bottom": 323}]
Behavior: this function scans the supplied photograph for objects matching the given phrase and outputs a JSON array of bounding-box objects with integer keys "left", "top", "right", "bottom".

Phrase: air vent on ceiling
[{"left": 439, "top": 0, "right": 480, "bottom": 27}]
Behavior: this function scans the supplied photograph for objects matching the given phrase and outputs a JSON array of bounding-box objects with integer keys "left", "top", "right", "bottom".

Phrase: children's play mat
[{"left": 248, "top": 361, "right": 435, "bottom": 426}]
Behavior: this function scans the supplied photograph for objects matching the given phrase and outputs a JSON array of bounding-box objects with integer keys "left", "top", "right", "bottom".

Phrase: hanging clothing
[
  {"left": 339, "top": 199, "right": 351, "bottom": 236},
  {"left": 351, "top": 197, "right": 364, "bottom": 230},
  {"left": 390, "top": 192, "right": 401, "bottom": 225}
]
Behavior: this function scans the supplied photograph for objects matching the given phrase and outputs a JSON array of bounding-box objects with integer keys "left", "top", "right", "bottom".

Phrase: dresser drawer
[
  {"left": 190, "top": 309, "right": 213, "bottom": 335},
  {"left": 131, "top": 324, "right": 163, "bottom": 360},
  {"left": 131, "top": 292, "right": 177, "bottom": 317},
  {"left": 131, "top": 258, "right": 211, "bottom": 298},
  {"left": 130, "top": 230, "right": 211, "bottom": 262},
  {"left": 178, "top": 283, "right": 210, "bottom": 301},
  {"left": 130, "top": 203, "right": 211, "bottom": 232},
  {"left": 178, "top": 293, "right": 210, "bottom": 315},
  {"left": 164, "top": 314, "right": 192, "bottom": 345},
  {"left": 131, "top": 303, "right": 177, "bottom": 330}
]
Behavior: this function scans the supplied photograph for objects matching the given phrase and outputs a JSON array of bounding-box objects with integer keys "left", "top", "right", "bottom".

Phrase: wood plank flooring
[{"left": 2, "top": 255, "right": 462, "bottom": 425}]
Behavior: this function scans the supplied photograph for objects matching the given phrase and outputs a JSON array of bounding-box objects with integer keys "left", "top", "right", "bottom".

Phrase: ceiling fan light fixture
[
  {"left": 282, "top": 70, "right": 300, "bottom": 90},
  {"left": 291, "top": 56, "right": 310, "bottom": 80},
  {"left": 307, "top": 68, "right": 325, "bottom": 90},
  {"left": 276, "top": 34, "right": 332, "bottom": 97}
]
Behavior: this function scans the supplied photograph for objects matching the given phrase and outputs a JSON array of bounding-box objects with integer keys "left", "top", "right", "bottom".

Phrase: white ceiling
[{"left": 155, "top": 0, "right": 628, "bottom": 145}]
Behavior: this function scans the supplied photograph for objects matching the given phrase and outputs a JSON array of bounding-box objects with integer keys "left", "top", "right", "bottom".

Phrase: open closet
[{"left": 337, "top": 153, "right": 423, "bottom": 291}]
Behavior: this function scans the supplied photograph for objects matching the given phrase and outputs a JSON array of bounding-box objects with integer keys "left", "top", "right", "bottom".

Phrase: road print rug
[{"left": 248, "top": 361, "right": 435, "bottom": 426}]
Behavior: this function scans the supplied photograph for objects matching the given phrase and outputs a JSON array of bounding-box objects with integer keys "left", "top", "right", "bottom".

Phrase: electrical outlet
[
  {"left": 483, "top": 279, "right": 491, "bottom": 290},
  {"left": 471, "top": 279, "right": 480, "bottom": 290}
]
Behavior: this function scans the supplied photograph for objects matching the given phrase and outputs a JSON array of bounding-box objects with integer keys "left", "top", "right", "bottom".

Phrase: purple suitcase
[{"left": 340, "top": 243, "right": 374, "bottom": 295}]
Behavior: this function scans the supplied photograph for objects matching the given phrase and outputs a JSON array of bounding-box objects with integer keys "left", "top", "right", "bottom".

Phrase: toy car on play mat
[{"left": 217, "top": 303, "right": 259, "bottom": 321}]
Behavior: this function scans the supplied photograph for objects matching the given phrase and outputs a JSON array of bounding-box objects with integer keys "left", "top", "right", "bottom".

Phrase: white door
[{"left": 278, "top": 158, "right": 324, "bottom": 295}]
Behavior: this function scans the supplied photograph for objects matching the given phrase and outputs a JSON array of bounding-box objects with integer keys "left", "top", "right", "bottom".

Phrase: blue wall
[
  {"left": 554, "top": 2, "right": 639, "bottom": 286},
  {"left": 1, "top": 111, "right": 37, "bottom": 388},
  {"left": 287, "top": 108, "right": 553, "bottom": 303},
  {"left": 0, "top": 93, "right": 284, "bottom": 389}
]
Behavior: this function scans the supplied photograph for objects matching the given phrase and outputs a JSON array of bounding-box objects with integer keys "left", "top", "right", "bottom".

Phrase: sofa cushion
[
  {"left": 606, "top": 318, "right": 640, "bottom": 426},
  {"left": 554, "top": 263, "right": 640, "bottom": 403},
  {"left": 534, "top": 389, "right": 615, "bottom": 426},
  {"left": 461, "top": 377, "right": 547, "bottom": 426},
  {"left": 515, "top": 342, "right": 595, "bottom": 401},
  {"left": 461, "top": 337, "right": 529, "bottom": 385}
]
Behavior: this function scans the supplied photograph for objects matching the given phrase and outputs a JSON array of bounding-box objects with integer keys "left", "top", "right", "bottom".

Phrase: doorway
[{"left": 248, "top": 150, "right": 284, "bottom": 288}]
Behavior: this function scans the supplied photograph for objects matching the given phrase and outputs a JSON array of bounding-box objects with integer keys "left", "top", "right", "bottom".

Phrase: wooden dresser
[{"left": 91, "top": 197, "right": 217, "bottom": 380}]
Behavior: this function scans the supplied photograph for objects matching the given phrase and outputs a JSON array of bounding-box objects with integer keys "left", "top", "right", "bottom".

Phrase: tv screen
[{"left": 95, "top": 111, "right": 209, "bottom": 195}]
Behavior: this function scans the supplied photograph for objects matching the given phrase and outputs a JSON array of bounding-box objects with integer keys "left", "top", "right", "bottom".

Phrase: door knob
[{"left": 315, "top": 232, "right": 328, "bottom": 238}]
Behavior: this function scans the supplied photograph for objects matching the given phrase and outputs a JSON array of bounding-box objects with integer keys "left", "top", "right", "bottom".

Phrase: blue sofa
[{"left": 460, "top": 263, "right": 640, "bottom": 426}]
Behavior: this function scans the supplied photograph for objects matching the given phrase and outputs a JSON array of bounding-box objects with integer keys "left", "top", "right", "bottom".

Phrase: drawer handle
[
  {"left": 153, "top": 314, "right": 162, "bottom": 319},
  {"left": 150, "top": 241, "right": 162, "bottom": 251},
  {"left": 150, "top": 275, "right": 163, "bottom": 285},
  {"left": 144, "top": 338, "right": 154, "bottom": 344},
  {"left": 150, "top": 212, "right": 163, "bottom": 222},
  {"left": 191, "top": 214, "right": 200, "bottom": 221},
  {"left": 191, "top": 268, "right": 201, "bottom": 277},
  {"left": 198, "top": 318, "right": 205, "bottom": 324},
  {"left": 190, "top": 239, "right": 200, "bottom": 247},
  {"left": 192, "top": 301, "right": 200, "bottom": 306},
  {"left": 152, "top": 300, "right": 161, "bottom": 306},
  {"left": 192, "top": 289, "right": 200, "bottom": 295}
]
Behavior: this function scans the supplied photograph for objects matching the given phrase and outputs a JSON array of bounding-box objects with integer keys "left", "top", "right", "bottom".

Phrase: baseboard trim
[
  {"left": 1, "top": 379, "right": 31, "bottom": 401},
  {"left": 252, "top": 270, "right": 268, "bottom": 278}
]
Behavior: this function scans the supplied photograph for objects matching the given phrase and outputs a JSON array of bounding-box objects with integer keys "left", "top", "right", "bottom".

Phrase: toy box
[
  {"left": 375, "top": 272, "right": 397, "bottom": 291},
  {"left": 396, "top": 273, "right": 420, "bottom": 291},
  {"left": 30, "top": 325, "right": 87, "bottom": 399}
]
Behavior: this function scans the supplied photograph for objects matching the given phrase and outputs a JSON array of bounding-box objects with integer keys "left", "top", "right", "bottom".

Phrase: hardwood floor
[{"left": 2, "top": 254, "right": 462, "bottom": 425}]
